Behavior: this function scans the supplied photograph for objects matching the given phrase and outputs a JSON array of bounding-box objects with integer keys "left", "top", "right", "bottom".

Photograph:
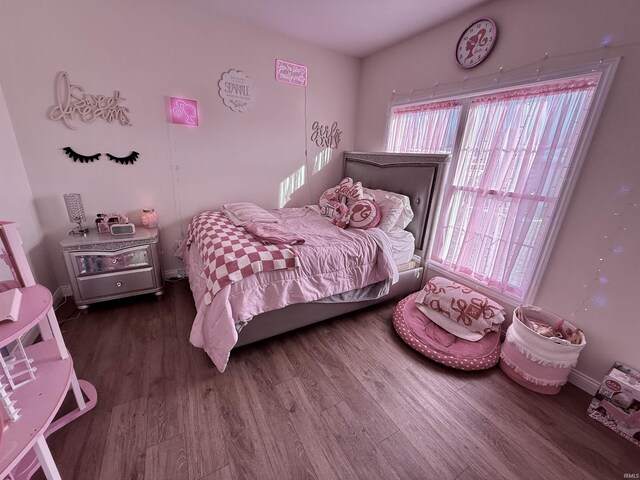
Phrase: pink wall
[
  {"left": 355, "top": 0, "right": 640, "bottom": 384},
  {"left": 0, "top": 83, "right": 57, "bottom": 290},
  {"left": 0, "top": 1, "right": 360, "bottom": 285}
]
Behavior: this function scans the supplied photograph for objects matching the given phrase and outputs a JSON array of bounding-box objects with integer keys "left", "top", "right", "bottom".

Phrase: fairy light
[
  {"left": 569, "top": 180, "right": 639, "bottom": 319},
  {"left": 391, "top": 36, "right": 640, "bottom": 103}
]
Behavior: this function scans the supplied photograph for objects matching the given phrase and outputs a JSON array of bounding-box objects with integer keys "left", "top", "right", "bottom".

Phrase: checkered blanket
[{"left": 187, "top": 211, "right": 299, "bottom": 304}]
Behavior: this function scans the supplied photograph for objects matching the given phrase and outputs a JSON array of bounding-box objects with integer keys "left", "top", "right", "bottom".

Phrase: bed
[{"left": 180, "top": 151, "right": 448, "bottom": 371}]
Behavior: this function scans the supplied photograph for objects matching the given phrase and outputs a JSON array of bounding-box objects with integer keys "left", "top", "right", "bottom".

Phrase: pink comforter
[{"left": 179, "top": 206, "right": 398, "bottom": 372}]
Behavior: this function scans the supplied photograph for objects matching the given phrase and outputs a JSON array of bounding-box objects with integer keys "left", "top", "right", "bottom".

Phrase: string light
[
  {"left": 391, "top": 37, "right": 640, "bottom": 101},
  {"left": 569, "top": 178, "right": 639, "bottom": 319},
  {"left": 460, "top": 75, "right": 468, "bottom": 91},
  {"left": 430, "top": 81, "right": 440, "bottom": 98}
]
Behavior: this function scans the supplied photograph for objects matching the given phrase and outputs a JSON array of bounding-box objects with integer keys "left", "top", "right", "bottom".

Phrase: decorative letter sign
[
  {"left": 311, "top": 121, "right": 342, "bottom": 149},
  {"left": 170, "top": 97, "right": 199, "bottom": 126},
  {"left": 218, "top": 70, "right": 255, "bottom": 113},
  {"left": 48, "top": 71, "right": 132, "bottom": 129},
  {"left": 275, "top": 59, "right": 307, "bottom": 87}
]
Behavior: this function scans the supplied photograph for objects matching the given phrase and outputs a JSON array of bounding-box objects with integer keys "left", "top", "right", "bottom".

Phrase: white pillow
[{"left": 363, "top": 188, "right": 414, "bottom": 231}]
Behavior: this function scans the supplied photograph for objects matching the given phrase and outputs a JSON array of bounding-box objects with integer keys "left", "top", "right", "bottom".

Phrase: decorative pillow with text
[{"left": 348, "top": 199, "right": 381, "bottom": 229}]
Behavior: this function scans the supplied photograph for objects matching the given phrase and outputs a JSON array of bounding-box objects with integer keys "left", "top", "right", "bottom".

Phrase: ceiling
[{"left": 210, "top": 0, "right": 489, "bottom": 58}]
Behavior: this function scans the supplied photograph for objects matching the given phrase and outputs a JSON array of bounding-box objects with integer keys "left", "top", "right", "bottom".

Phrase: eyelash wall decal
[
  {"left": 106, "top": 151, "right": 139, "bottom": 165},
  {"left": 62, "top": 147, "right": 101, "bottom": 163}
]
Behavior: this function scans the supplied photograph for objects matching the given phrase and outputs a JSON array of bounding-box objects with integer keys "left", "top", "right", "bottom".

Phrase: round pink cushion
[
  {"left": 348, "top": 199, "right": 381, "bottom": 229},
  {"left": 393, "top": 292, "right": 501, "bottom": 371}
]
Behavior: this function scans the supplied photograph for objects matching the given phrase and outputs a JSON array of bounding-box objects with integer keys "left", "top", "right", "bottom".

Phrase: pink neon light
[
  {"left": 275, "top": 59, "right": 307, "bottom": 87},
  {"left": 170, "top": 97, "right": 198, "bottom": 126}
]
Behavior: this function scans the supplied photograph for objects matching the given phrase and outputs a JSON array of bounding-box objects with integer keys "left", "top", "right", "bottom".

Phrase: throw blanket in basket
[
  {"left": 500, "top": 305, "right": 586, "bottom": 392},
  {"left": 187, "top": 211, "right": 299, "bottom": 304}
]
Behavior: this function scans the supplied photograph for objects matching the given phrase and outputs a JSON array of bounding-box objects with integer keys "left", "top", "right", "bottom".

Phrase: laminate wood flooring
[{"left": 34, "top": 281, "right": 639, "bottom": 479}]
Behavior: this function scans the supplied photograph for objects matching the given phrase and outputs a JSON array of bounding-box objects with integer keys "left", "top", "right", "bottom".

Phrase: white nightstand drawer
[{"left": 77, "top": 267, "right": 156, "bottom": 300}]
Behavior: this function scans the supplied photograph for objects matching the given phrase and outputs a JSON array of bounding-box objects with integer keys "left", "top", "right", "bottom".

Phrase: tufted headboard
[{"left": 343, "top": 152, "right": 448, "bottom": 253}]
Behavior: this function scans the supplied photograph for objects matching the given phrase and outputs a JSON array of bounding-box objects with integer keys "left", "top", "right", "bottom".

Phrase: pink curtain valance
[
  {"left": 472, "top": 78, "right": 598, "bottom": 105},
  {"left": 392, "top": 100, "right": 462, "bottom": 115}
]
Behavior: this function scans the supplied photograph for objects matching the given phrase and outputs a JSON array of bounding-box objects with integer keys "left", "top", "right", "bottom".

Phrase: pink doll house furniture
[{"left": 0, "top": 221, "right": 97, "bottom": 480}]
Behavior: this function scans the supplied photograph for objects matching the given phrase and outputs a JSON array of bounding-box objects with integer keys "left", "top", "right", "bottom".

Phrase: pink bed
[{"left": 180, "top": 206, "right": 399, "bottom": 372}]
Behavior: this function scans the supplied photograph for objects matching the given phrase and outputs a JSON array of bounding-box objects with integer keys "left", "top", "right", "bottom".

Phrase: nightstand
[{"left": 60, "top": 227, "right": 164, "bottom": 309}]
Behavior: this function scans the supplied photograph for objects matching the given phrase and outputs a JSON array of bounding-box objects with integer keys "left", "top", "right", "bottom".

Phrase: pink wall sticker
[
  {"left": 275, "top": 59, "right": 307, "bottom": 87},
  {"left": 170, "top": 97, "right": 199, "bottom": 126}
]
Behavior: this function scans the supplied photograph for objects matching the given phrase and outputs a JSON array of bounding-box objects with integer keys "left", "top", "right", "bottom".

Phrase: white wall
[
  {"left": 0, "top": 0, "right": 360, "bottom": 285},
  {"left": 0, "top": 82, "right": 56, "bottom": 290},
  {"left": 355, "top": 0, "right": 640, "bottom": 383}
]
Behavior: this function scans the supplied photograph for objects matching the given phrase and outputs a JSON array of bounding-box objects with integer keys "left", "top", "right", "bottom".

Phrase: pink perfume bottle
[{"left": 141, "top": 208, "right": 158, "bottom": 228}]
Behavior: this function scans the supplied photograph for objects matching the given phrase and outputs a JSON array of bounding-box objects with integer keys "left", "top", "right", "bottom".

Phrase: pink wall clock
[{"left": 455, "top": 18, "right": 498, "bottom": 69}]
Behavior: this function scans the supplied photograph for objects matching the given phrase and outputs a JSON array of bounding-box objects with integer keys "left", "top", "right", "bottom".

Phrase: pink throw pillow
[
  {"left": 414, "top": 276, "right": 505, "bottom": 341},
  {"left": 348, "top": 199, "right": 381, "bottom": 229},
  {"left": 319, "top": 178, "right": 371, "bottom": 217}
]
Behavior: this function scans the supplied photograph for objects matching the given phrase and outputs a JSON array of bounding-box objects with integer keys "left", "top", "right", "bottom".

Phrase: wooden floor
[{"left": 36, "top": 281, "right": 638, "bottom": 480}]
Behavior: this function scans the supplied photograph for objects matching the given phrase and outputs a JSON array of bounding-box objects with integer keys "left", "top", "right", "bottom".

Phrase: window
[
  {"left": 386, "top": 64, "right": 617, "bottom": 303},
  {"left": 387, "top": 100, "right": 462, "bottom": 154}
]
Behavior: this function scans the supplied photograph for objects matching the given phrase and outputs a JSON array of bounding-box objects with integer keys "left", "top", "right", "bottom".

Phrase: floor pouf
[{"left": 393, "top": 292, "right": 501, "bottom": 371}]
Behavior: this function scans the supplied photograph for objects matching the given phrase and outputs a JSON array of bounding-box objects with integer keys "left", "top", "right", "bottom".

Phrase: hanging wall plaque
[
  {"left": 275, "top": 59, "right": 307, "bottom": 87},
  {"left": 218, "top": 69, "right": 255, "bottom": 112},
  {"left": 311, "top": 121, "right": 342, "bottom": 149},
  {"left": 48, "top": 71, "right": 132, "bottom": 129}
]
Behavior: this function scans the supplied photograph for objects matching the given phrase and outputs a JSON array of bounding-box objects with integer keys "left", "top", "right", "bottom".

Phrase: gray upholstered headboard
[{"left": 343, "top": 152, "right": 448, "bottom": 252}]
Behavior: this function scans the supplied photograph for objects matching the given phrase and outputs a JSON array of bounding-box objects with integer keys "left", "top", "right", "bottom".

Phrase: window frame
[{"left": 386, "top": 58, "right": 620, "bottom": 307}]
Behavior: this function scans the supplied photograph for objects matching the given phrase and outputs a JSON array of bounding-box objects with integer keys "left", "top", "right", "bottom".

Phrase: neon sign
[{"left": 170, "top": 97, "right": 198, "bottom": 126}]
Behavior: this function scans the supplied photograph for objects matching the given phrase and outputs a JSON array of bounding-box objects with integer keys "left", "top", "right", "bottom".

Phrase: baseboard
[
  {"left": 52, "top": 285, "right": 71, "bottom": 308},
  {"left": 163, "top": 268, "right": 186, "bottom": 280},
  {"left": 568, "top": 368, "right": 600, "bottom": 395}
]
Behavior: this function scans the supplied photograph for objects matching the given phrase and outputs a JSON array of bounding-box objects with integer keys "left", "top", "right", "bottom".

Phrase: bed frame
[{"left": 234, "top": 151, "right": 448, "bottom": 347}]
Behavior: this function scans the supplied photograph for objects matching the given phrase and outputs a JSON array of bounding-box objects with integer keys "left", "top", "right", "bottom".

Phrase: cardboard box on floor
[{"left": 588, "top": 362, "right": 640, "bottom": 447}]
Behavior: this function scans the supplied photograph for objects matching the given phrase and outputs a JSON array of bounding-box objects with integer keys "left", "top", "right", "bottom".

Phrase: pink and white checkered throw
[{"left": 187, "top": 211, "right": 299, "bottom": 304}]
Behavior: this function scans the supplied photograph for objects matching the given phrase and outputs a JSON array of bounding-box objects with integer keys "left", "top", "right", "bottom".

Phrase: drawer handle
[
  {"left": 116, "top": 282, "right": 123, "bottom": 287},
  {"left": 112, "top": 258, "right": 118, "bottom": 264}
]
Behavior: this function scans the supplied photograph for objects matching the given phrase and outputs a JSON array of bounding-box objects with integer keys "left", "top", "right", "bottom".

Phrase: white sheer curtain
[
  {"left": 387, "top": 100, "right": 461, "bottom": 154},
  {"left": 430, "top": 77, "right": 598, "bottom": 299}
]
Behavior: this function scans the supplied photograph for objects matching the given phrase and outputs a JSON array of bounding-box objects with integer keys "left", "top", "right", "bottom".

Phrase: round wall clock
[{"left": 455, "top": 18, "right": 497, "bottom": 69}]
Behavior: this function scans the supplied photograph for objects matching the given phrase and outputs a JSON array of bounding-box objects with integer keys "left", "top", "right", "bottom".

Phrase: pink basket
[{"left": 499, "top": 306, "right": 586, "bottom": 395}]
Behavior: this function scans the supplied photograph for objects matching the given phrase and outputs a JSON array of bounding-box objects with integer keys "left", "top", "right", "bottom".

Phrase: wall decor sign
[
  {"left": 311, "top": 121, "right": 342, "bottom": 149},
  {"left": 170, "top": 97, "right": 198, "bottom": 126},
  {"left": 218, "top": 69, "right": 255, "bottom": 112},
  {"left": 61, "top": 147, "right": 139, "bottom": 165},
  {"left": 275, "top": 59, "right": 307, "bottom": 87},
  {"left": 48, "top": 71, "right": 132, "bottom": 129}
]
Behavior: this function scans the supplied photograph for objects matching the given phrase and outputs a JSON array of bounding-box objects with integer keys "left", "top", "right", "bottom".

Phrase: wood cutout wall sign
[
  {"left": 106, "top": 151, "right": 139, "bottom": 165},
  {"left": 62, "top": 147, "right": 101, "bottom": 163},
  {"left": 311, "top": 121, "right": 342, "bottom": 149},
  {"left": 275, "top": 59, "right": 307, "bottom": 87},
  {"left": 48, "top": 71, "right": 132, "bottom": 129},
  {"left": 218, "top": 69, "right": 255, "bottom": 112}
]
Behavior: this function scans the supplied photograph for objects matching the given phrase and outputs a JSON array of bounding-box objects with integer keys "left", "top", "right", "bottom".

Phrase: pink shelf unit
[{"left": 0, "top": 221, "right": 97, "bottom": 480}]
